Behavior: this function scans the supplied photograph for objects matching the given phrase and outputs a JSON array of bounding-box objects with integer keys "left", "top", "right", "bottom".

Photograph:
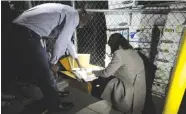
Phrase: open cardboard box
[
  {"left": 59, "top": 54, "right": 103, "bottom": 80},
  {"left": 60, "top": 54, "right": 103, "bottom": 71}
]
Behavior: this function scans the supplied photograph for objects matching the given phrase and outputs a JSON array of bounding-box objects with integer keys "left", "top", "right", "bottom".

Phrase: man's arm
[
  {"left": 67, "top": 41, "right": 83, "bottom": 68},
  {"left": 75, "top": 58, "right": 83, "bottom": 68},
  {"left": 50, "top": 12, "right": 76, "bottom": 65}
]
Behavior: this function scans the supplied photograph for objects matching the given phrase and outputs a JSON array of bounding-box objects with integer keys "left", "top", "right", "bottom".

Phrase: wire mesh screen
[
  {"left": 77, "top": 14, "right": 107, "bottom": 67},
  {"left": 75, "top": 1, "right": 186, "bottom": 98},
  {"left": 8, "top": 1, "right": 186, "bottom": 98},
  {"left": 76, "top": 1, "right": 108, "bottom": 67}
]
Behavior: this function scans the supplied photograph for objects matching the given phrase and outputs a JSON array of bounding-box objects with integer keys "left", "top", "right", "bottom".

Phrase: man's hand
[
  {"left": 78, "top": 64, "right": 83, "bottom": 69},
  {"left": 50, "top": 63, "right": 59, "bottom": 76},
  {"left": 78, "top": 63, "right": 87, "bottom": 71},
  {"left": 75, "top": 58, "right": 84, "bottom": 69}
]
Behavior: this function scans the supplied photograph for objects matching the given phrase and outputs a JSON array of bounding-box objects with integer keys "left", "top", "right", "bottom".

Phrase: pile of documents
[
  {"left": 59, "top": 54, "right": 104, "bottom": 82},
  {"left": 72, "top": 68, "right": 98, "bottom": 82}
]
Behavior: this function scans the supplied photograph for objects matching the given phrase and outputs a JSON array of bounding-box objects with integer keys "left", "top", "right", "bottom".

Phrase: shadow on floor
[
  {"left": 2, "top": 86, "right": 166, "bottom": 114},
  {"left": 152, "top": 96, "right": 165, "bottom": 114}
]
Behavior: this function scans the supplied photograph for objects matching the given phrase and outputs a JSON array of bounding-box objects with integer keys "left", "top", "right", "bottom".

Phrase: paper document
[{"left": 72, "top": 68, "right": 98, "bottom": 82}]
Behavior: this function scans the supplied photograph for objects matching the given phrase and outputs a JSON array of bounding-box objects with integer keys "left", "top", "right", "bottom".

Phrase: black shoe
[
  {"left": 58, "top": 91, "right": 69, "bottom": 97},
  {"left": 2, "top": 93, "right": 15, "bottom": 100},
  {"left": 50, "top": 102, "right": 73, "bottom": 112}
]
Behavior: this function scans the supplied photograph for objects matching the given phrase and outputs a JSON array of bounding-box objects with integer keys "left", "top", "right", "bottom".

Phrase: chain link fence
[
  {"left": 8, "top": 1, "right": 186, "bottom": 98},
  {"left": 75, "top": 1, "right": 186, "bottom": 98}
]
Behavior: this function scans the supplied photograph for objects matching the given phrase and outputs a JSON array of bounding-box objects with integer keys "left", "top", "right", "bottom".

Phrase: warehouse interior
[{"left": 1, "top": 1, "right": 186, "bottom": 114}]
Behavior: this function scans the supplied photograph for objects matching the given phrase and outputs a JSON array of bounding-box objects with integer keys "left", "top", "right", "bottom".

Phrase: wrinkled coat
[{"left": 94, "top": 49, "right": 146, "bottom": 114}]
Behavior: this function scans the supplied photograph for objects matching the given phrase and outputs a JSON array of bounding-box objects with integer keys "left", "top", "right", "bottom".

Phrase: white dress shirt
[{"left": 13, "top": 3, "right": 79, "bottom": 64}]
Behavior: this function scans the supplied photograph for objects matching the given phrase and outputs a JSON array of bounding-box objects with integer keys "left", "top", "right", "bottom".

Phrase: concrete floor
[
  {"left": 16, "top": 87, "right": 123, "bottom": 114},
  {"left": 2, "top": 77, "right": 165, "bottom": 114},
  {"left": 19, "top": 87, "right": 100, "bottom": 114},
  {"left": 2, "top": 86, "right": 165, "bottom": 114}
]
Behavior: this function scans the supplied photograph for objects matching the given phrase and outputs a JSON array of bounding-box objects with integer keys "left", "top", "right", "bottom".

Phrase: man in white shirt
[{"left": 11, "top": 3, "right": 90, "bottom": 112}]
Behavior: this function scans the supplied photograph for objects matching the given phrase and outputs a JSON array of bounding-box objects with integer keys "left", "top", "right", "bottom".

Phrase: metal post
[
  {"left": 76, "top": 8, "right": 186, "bottom": 13},
  {"left": 27, "top": 1, "right": 32, "bottom": 8},
  {"left": 163, "top": 28, "right": 186, "bottom": 114}
]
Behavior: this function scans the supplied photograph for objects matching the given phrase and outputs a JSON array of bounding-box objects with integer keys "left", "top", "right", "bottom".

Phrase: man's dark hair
[
  {"left": 108, "top": 33, "right": 133, "bottom": 53},
  {"left": 79, "top": 8, "right": 89, "bottom": 20},
  {"left": 78, "top": 4, "right": 91, "bottom": 28}
]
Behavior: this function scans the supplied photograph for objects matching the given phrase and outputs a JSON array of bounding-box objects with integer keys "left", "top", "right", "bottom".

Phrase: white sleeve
[
  {"left": 50, "top": 12, "right": 76, "bottom": 64},
  {"left": 67, "top": 41, "right": 78, "bottom": 59}
]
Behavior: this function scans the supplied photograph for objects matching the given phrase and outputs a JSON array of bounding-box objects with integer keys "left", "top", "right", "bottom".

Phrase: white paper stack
[{"left": 72, "top": 68, "right": 98, "bottom": 82}]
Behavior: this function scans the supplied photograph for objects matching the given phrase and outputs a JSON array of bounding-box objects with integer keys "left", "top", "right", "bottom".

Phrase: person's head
[
  {"left": 78, "top": 6, "right": 91, "bottom": 28},
  {"left": 108, "top": 33, "right": 133, "bottom": 54}
]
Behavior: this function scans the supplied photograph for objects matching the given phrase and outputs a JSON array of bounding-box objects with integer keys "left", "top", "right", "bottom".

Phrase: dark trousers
[{"left": 10, "top": 24, "right": 60, "bottom": 110}]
